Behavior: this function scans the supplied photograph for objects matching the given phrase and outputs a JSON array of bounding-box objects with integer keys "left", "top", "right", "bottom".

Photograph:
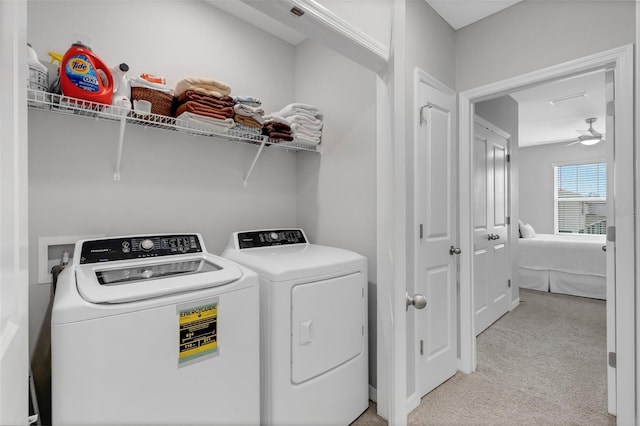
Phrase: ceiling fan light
[{"left": 580, "top": 138, "right": 601, "bottom": 146}]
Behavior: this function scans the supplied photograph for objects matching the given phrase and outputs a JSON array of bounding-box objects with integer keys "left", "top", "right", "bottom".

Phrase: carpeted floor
[{"left": 353, "top": 289, "right": 614, "bottom": 425}]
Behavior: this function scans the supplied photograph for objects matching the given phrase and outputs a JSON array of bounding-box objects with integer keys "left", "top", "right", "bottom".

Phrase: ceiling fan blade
[{"left": 565, "top": 140, "right": 582, "bottom": 146}]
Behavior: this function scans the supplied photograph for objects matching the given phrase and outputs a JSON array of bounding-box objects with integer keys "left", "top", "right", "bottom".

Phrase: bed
[{"left": 517, "top": 233, "right": 607, "bottom": 300}]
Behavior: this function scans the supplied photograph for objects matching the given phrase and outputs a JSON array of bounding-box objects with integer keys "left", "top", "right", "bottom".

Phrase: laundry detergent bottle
[{"left": 60, "top": 36, "right": 113, "bottom": 104}]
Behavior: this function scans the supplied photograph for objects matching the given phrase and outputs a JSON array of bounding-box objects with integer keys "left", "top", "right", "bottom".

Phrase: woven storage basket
[{"left": 131, "top": 86, "right": 174, "bottom": 117}]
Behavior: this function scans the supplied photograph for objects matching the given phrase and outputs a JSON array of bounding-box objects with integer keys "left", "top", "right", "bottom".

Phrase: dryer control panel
[
  {"left": 80, "top": 234, "right": 203, "bottom": 264},
  {"left": 238, "top": 229, "right": 307, "bottom": 249}
]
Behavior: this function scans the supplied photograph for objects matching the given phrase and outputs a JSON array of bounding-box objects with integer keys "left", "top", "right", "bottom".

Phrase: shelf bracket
[
  {"left": 114, "top": 115, "right": 127, "bottom": 181},
  {"left": 243, "top": 137, "right": 269, "bottom": 188}
]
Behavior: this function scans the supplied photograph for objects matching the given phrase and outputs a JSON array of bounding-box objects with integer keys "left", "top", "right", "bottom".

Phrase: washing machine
[
  {"left": 51, "top": 233, "right": 260, "bottom": 426},
  {"left": 222, "top": 228, "right": 368, "bottom": 425}
]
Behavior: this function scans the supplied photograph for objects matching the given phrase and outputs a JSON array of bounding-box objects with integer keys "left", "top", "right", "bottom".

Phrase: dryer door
[{"left": 291, "top": 272, "right": 365, "bottom": 384}]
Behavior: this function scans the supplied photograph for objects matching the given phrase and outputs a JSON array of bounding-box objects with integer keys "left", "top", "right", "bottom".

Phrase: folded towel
[
  {"left": 178, "top": 90, "right": 234, "bottom": 109},
  {"left": 291, "top": 123, "right": 322, "bottom": 139},
  {"left": 130, "top": 76, "right": 173, "bottom": 94},
  {"left": 233, "top": 95, "right": 262, "bottom": 107},
  {"left": 263, "top": 113, "right": 291, "bottom": 126},
  {"left": 176, "top": 101, "right": 234, "bottom": 120},
  {"left": 235, "top": 114, "right": 263, "bottom": 128},
  {"left": 288, "top": 115, "right": 323, "bottom": 131},
  {"left": 266, "top": 132, "right": 294, "bottom": 142},
  {"left": 264, "top": 121, "right": 291, "bottom": 133},
  {"left": 174, "top": 77, "right": 231, "bottom": 98},
  {"left": 234, "top": 103, "right": 265, "bottom": 116},
  {"left": 278, "top": 103, "right": 321, "bottom": 118},
  {"left": 176, "top": 112, "right": 235, "bottom": 134}
]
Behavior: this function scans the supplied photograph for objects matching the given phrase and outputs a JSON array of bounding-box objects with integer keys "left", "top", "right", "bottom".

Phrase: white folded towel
[
  {"left": 263, "top": 113, "right": 291, "bottom": 126},
  {"left": 291, "top": 123, "right": 321, "bottom": 138},
  {"left": 288, "top": 115, "right": 323, "bottom": 131},
  {"left": 176, "top": 112, "right": 235, "bottom": 134},
  {"left": 278, "top": 103, "right": 321, "bottom": 118}
]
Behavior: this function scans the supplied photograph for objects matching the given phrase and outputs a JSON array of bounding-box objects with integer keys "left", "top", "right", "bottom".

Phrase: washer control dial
[
  {"left": 140, "top": 239, "right": 154, "bottom": 251},
  {"left": 269, "top": 232, "right": 279, "bottom": 241}
]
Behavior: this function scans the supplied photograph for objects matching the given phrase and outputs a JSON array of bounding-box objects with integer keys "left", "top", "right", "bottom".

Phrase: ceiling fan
[{"left": 567, "top": 117, "right": 604, "bottom": 146}]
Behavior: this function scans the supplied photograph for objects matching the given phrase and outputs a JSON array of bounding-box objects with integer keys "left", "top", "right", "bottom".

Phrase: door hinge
[
  {"left": 362, "top": 325, "right": 365, "bottom": 336},
  {"left": 607, "top": 100, "right": 615, "bottom": 117},
  {"left": 508, "top": 279, "right": 511, "bottom": 288},
  {"left": 506, "top": 216, "right": 511, "bottom": 225},
  {"left": 607, "top": 226, "right": 616, "bottom": 242},
  {"left": 609, "top": 352, "right": 616, "bottom": 368},
  {"left": 420, "top": 339, "right": 424, "bottom": 356},
  {"left": 419, "top": 104, "right": 432, "bottom": 126},
  {"left": 419, "top": 224, "right": 424, "bottom": 239},
  {"left": 506, "top": 154, "right": 511, "bottom": 163}
]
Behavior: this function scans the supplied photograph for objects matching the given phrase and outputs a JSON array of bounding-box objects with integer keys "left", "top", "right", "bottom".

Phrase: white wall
[
  {"left": 475, "top": 95, "right": 519, "bottom": 304},
  {"left": 455, "top": 1, "right": 636, "bottom": 91},
  {"left": 293, "top": 38, "right": 378, "bottom": 387},
  {"left": 519, "top": 142, "right": 606, "bottom": 234}
]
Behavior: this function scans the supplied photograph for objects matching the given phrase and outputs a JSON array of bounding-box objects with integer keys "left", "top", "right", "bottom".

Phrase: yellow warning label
[{"left": 178, "top": 299, "right": 218, "bottom": 365}]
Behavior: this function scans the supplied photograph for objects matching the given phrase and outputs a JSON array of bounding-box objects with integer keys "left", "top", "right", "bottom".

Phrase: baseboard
[
  {"left": 406, "top": 392, "right": 420, "bottom": 413},
  {"left": 369, "top": 385, "right": 377, "bottom": 402},
  {"left": 510, "top": 297, "right": 520, "bottom": 311}
]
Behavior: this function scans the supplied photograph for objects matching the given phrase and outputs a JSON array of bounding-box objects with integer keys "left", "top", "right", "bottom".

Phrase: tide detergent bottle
[{"left": 60, "top": 37, "right": 113, "bottom": 105}]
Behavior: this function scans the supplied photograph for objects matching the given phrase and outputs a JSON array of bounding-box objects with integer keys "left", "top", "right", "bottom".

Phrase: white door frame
[
  {"left": 458, "top": 44, "right": 635, "bottom": 424},
  {"left": 0, "top": 1, "right": 29, "bottom": 424}
]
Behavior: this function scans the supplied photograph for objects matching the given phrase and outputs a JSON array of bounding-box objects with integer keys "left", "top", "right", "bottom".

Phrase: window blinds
[{"left": 555, "top": 162, "right": 607, "bottom": 234}]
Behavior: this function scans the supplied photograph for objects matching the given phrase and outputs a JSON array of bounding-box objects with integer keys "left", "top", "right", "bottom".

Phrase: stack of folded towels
[
  {"left": 262, "top": 114, "right": 293, "bottom": 141},
  {"left": 266, "top": 103, "right": 322, "bottom": 145},
  {"left": 232, "top": 95, "right": 264, "bottom": 136},
  {"left": 174, "top": 77, "right": 235, "bottom": 134}
]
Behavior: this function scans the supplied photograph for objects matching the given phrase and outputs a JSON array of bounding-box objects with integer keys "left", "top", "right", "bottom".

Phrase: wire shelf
[{"left": 27, "top": 89, "right": 321, "bottom": 153}]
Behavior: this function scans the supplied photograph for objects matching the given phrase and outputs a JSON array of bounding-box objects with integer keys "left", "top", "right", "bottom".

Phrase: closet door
[{"left": 473, "top": 119, "right": 510, "bottom": 336}]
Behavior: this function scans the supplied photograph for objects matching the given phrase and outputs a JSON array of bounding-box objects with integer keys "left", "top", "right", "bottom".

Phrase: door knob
[
  {"left": 602, "top": 245, "right": 607, "bottom": 252},
  {"left": 488, "top": 233, "right": 500, "bottom": 240},
  {"left": 406, "top": 293, "right": 427, "bottom": 311},
  {"left": 449, "top": 245, "right": 461, "bottom": 255}
]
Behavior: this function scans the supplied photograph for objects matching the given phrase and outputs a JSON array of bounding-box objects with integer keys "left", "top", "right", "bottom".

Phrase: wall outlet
[{"left": 37, "top": 234, "right": 104, "bottom": 284}]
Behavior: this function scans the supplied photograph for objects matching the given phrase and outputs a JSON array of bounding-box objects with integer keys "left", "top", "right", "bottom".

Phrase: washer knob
[
  {"left": 269, "top": 232, "right": 279, "bottom": 241},
  {"left": 140, "top": 239, "right": 154, "bottom": 251}
]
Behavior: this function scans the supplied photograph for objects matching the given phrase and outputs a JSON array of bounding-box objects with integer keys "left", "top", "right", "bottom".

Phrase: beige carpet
[{"left": 353, "top": 289, "right": 615, "bottom": 425}]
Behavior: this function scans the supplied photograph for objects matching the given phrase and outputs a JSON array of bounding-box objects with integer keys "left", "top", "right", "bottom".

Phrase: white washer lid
[
  {"left": 222, "top": 244, "right": 365, "bottom": 282},
  {"left": 76, "top": 253, "right": 243, "bottom": 303}
]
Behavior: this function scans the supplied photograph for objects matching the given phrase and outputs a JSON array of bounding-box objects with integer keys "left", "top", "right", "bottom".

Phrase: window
[{"left": 554, "top": 162, "right": 607, "bottom": 235}]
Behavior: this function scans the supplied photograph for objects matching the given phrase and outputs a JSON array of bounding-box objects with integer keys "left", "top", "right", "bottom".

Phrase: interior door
[
  {"left": 414, "top": 73, "right": 457, "bottom": 397},
  {"left": 473, "top": 118, "right": 510, "bottom": 336}
]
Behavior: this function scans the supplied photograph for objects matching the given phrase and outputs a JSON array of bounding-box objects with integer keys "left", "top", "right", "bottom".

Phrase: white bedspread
[{"left": 518, "top": 233, "right": 606, "bottom": 277}]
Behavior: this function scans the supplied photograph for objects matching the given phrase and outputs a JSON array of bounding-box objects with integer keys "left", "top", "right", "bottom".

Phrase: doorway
[{"left": 458, "top": 45, "right": 635, "bottom": 424}]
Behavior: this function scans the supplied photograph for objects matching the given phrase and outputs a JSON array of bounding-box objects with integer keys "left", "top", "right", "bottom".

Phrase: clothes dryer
[
  {"left": 52, "top": 234, "right": 259, "bottom": 426},
  {"left": 222, "top": 229, "right": 368, "bottom": 425}
]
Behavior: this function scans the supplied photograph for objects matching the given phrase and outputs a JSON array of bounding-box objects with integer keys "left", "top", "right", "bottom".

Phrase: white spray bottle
[{"left": 111, "top": 63, "right": 131, "bottom": 113}]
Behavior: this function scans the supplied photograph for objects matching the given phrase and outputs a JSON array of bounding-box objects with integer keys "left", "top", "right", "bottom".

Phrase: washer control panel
[
  {"left": 238, "top": 229, "right": 307, "bottom": 249},
  {"left": 80, "top": 234, "right": 203, "bottom": 264}
]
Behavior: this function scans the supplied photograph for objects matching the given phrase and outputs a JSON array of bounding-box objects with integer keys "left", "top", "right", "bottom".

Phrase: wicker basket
[{"left": 131, "top": 86, "right": 174, "bottom": 117}]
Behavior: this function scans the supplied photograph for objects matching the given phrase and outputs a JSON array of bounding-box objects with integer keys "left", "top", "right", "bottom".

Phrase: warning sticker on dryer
[{"left": 177, "top": 298, "right": 218, "bottom": 366}]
